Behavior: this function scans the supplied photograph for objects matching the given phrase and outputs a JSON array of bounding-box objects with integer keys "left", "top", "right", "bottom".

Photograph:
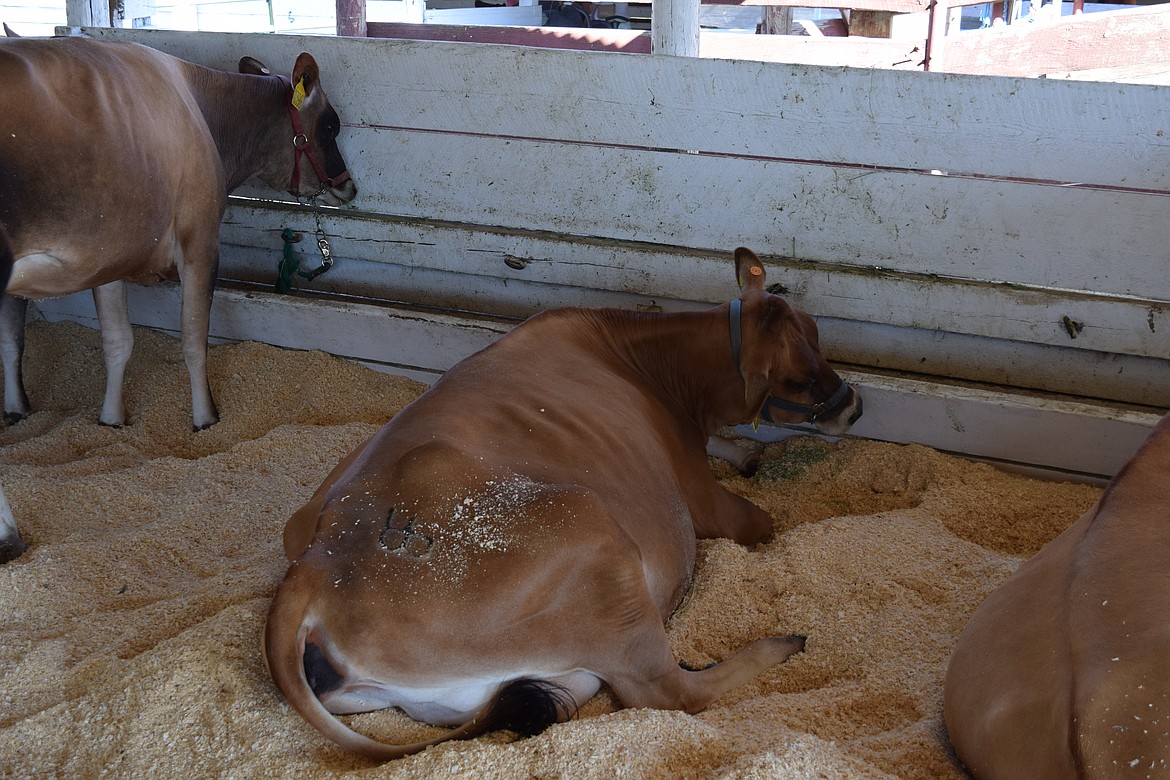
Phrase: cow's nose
[{"left": 333, "top": 178, "right": 357, "bottom": 203}]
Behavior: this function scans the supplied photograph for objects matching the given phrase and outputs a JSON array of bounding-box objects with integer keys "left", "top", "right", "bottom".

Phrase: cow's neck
[
  {"left": 594, "top": 307, "right": 749, "bottom": 435},
  {"left": 186, "top": 64, "right": 289, "bottom": 193}
]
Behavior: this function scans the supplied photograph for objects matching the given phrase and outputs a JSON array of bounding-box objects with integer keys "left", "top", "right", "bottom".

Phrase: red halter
[{"left": 278, "top": 75, "right": 351, "bottom": 196}]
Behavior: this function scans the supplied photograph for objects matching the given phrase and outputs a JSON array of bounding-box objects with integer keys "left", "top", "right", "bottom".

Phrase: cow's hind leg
[
  {"left": 0, "top": 294, "right": 30, "bottom": 424},
  {"left": 177, "top": 245, "right": 219, "bottom": 430},
  {"left": 607, "top": 628, "right": 805, "bottom": 715},
  {"left": 92, "top": 281, "right": 133, "bottom": 427},
  {"left": 0, "top": 482, "right": 27, "bottom": 563},
  {"left": 575, "top": 515, "right": 805, "bottom": 714}
]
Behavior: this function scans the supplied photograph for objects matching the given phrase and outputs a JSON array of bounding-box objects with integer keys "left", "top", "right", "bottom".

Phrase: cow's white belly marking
[
  {"left": 322, "top": 679, "right": 499, "bottom": 723},
  {"left": 320, "top": 670, "right": 603, "bottom": 726}
]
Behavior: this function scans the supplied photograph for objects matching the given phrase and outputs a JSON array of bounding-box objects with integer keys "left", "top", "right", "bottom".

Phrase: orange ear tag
[
  {"left": 291, "top": 77, "right": 307, "bottom": 110},
  {"left": 750, "top": 266, "right": 763, "bottom": 277}
]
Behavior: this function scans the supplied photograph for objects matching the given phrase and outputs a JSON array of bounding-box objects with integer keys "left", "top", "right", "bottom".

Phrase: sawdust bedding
[{"left": 0, "top": 321, "right": 1102, "bottom": 779}]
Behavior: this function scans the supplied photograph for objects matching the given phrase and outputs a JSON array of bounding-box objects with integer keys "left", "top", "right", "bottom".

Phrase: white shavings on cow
[{"left": 412, "top": 475, "right": 560, "bottom": 585}]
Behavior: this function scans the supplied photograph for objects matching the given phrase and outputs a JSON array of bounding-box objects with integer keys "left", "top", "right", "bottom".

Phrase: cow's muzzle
[
  {"left": 728, "top": 298, "right": 863, "bottom": 435},
  {"left": 759, "top": 380, "right": 856, "bottom": 426}
]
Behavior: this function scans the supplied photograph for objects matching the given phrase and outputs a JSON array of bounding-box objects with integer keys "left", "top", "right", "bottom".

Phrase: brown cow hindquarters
[
  {"left": 269, "top": 473, "right": 801, "bottom": 741},
  {"left": 269, "top": 481, "right": 654, "bottom": 725},
  {"left": 942, "top": 531, "right": 1082, "bottom": 779},
  {"left": 945, "top": 414, "right": 1170, "bottom": 779}
]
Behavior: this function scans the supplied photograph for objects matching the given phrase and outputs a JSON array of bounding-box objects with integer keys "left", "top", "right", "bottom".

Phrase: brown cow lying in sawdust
[
  {"left": 264, "top": 248, "right": 864, "bottom": 760},
  {"left": 945, "top": 411, "right": 1170, "bottom": 779}
]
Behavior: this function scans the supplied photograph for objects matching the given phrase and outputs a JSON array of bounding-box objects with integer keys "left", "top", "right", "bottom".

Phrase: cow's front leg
[
  {"left": 178, "top": 246, "right": 219, "bottom": 431},
  {"left": 688, "top": 485, "right": 774, "bottom": 545},
  {"left": 705, "top": 435, "right": 760, "bottom": 477},
  {"left": 92, "top": 281, "right": 133, "bottom": 426},
  {"left": 0, "top": 294, "right": 31, "bottom": 424}
]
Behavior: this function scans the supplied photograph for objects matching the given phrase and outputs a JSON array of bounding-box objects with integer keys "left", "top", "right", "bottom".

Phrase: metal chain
[{"left": 294, "top": 190, "right": 335, "bottom": 282}]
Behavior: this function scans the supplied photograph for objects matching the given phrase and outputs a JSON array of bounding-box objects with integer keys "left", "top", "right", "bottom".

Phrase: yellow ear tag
[
  {"left": 291, "top": 77, "right": 307, "bottom": 110},
  {"left": 752, "top": 415, "right": 761, "bottom": 432}
]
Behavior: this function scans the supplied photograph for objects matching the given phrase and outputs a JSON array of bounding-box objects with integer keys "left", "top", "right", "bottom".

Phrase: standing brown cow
[
  {"left": 0, "top": 36, "right": 356, "bottom": 433},
  {"left": 945, "top": 412, "right": 1170, "bottom": 778},
  {"left": 264, "top": 247, "right": 863, "bottom": 760}
]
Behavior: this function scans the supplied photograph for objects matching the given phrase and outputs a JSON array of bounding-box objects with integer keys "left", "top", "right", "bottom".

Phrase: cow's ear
[
  {"left": 291, "top": 53, "right": 321, "bottom": 97},
  {"left": 238, "top": 56, "right": 271, "bottom": 76},
  {"left": 734, "top": 247, "right": 767, "bottom": 291}
]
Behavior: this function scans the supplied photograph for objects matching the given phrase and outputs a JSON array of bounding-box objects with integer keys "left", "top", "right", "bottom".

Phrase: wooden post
[
  {"left": 337, "top": 0, "right": 367, "bottom": 36},
  {"left": 651, "top": 0, "right": 700, "bottom": 56},
  {"left": 924, "top": 0, "right": 948, "bottom": 70},
  {"left": 402, "top": 0, "right": 426, "bottom": 23},
  {"left": 848, "top": 10, "right": 895, "bottom": 37},
  {"left": 759, "top": 6, "right": 794, "bottom": 35},
  {"left": 65, "top": 0, "right": 112, "bottom": 27}
]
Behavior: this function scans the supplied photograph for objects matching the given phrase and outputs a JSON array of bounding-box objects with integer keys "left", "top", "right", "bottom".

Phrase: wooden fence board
[
  {"left": 32, "top": 286, "right": 1162, "bottom": 478},
  {"left": 364, "top": 22, "right": 929, "bottom": 69},
  {"left": 943, "top": 5, "right": 1170, "bottom": 78},
  {"left": 241, "top": 127, "right": 1170, "bottom": 301},
  {"left": 211, "top": 238, "right": 1170, "bottom": 407},
  {"left": 221, "top": 201, "right": 1169, "bottom": 360},
  {"left": 88, "top": 29, "right": 1170, "bottom": 193},
  {"left": 705, "top": 0, "right": 928, "bottom": 10},
  {"left": 50, "top": 28, "right": 1166, "bottom": 475}
]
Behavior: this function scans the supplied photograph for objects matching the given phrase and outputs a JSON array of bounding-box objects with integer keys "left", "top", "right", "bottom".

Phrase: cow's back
[
  {"left": 0, "top": 38, "right": 224, "bottom": 295},
  {"left": 290, "top": 308, "right": 708, "bottom": 615},
  {"left": 408, "top": 308, "right": 702, "bottom": 520}
]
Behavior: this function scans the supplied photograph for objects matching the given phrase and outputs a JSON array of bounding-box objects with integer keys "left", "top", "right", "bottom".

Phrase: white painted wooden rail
[{"left": 34, "top": 27, "right": 1168, "bottom": 478}]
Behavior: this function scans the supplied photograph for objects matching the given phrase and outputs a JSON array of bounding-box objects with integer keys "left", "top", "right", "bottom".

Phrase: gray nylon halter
[{"left": 728, "top": 298, "right": 851, "bottom": 424}]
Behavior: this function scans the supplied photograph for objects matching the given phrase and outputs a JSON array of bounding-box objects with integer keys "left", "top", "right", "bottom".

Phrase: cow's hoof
[
  {"left": 193, "top": 419, "right": 219, "bottom": 432},
  {"left": 737, "top": 454, "right": 761, "bottom": 478},
  {"left": 3, "top": 411, "right": 28, "bottom": 426},
  {"left": 98, "top": 419, "right": 125, "bottom": 429},
  {"left": 678, "top": 658, "right": 717, "bottom": 672},
  {"left": 0, "top": 533, "right": 28, "bottom": 563},
  {"left": 781, "top": 635, "right": 807, "bottom": 654}
]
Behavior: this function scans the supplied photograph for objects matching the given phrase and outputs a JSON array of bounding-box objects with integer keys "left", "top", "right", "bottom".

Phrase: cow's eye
[{"left": 320, "top": 112, "right": 341, "bottom": 140}]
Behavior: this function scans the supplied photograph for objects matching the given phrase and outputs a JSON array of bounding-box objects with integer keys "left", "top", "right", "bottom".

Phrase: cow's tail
[{"left": 263, "top": 571, "right": 571, "bottom": 762}]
